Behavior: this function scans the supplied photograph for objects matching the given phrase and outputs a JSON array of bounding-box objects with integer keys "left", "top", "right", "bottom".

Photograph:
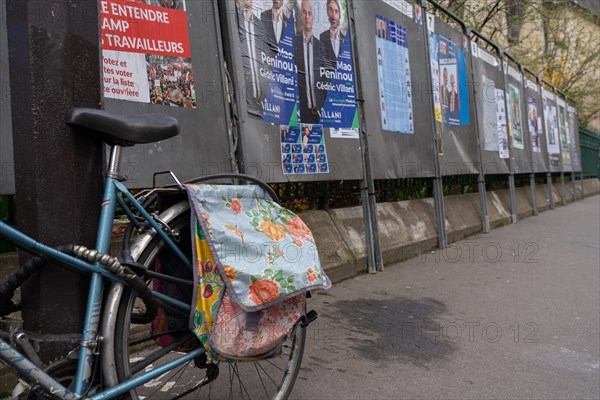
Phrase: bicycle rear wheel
[{"left": 112, "top": 212, "right": 306, "bottom": 399}]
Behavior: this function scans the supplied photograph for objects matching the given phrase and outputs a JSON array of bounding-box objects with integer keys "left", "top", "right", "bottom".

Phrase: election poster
[
  {"left": 557, "top": 100, "right": 571, "bottom": 166},
  {"left": 426, "top": 14, "right": 443, "bottom": 153},
  {"left": 481, "top": 75, "right": 498, "bottom": 151},
  {"left": 236, "top": 0, "right": 358, "bottom": 131},
  {"left": 375, "top": 15, "right": 414, "bottom": 134},
  {"left": 507, "top": 83, "right": 524, "bottom": 150},
  {"left": 280, "top": 124, "right": 329, "bottom": 174},
  {"left": 542, "top": 90, "right": 560, "bottom": 166},
  {"left": 436, "top": 35, "right": 470, "bottom": 127},
  {"left": 496, "top": 88, "right": 509, "bottom": 159},
  {"left": 527, "top": 96, "right": 542, "bottom": 153},
  {"left": 100, "top": 0, "right": 196, "bottom": 108}
]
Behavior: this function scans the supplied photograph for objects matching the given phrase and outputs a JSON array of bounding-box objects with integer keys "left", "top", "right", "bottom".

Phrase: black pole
[{"left": 6, "top": 0, "right": 102, "bottom": 363}]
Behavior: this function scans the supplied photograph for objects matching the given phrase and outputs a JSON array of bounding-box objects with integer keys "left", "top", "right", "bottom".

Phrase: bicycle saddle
[{"left": 66, "top": 108, "right": 179, "bottom": 147}]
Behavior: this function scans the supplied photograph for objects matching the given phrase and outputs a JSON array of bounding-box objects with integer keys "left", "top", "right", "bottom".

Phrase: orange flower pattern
[
  {"left": 231, "top": 199, "right": 242, "bottom": 214},
  {"left": 260, "top": 220, "right": 287, "bottom": 241},
  {"left": 285, "top": 216, "right": 313, "bottom": 240},
  {"left": 186, "top": 183, "right": 330, "bottom": 311},
  {"left": 249, "top": 279, "right": 280, "bottom": 305}
]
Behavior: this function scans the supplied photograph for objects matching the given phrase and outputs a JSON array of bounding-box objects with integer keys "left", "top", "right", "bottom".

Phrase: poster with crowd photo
[
  {"left": 375, "top": 15, "right": 414, "bottom": 134},
  {"left": 280, "top": 124, "right": 329, "bottom": 174},
  {"left": 507, "top": 83, "right": 524, "bottom": 150},
  {"left": 236, "top": 0, "right": 358, "bottom": 131},
  {"left": 100, "top": 0, "right": 196, "bottom": 108},
  {"left": 436, "top": 35, "right": 470, "bottom": 127}
]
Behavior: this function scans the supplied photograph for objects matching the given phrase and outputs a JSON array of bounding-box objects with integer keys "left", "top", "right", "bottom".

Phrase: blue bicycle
[{"left": 0, "top": 108, "right": 306, "bottom": 399}]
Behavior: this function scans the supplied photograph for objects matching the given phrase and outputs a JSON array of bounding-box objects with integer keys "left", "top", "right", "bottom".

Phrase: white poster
[{"left": 496, "top": 88, "right": 509, "bottom": 159}]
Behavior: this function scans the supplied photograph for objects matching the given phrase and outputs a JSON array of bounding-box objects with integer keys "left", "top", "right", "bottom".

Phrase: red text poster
[{"left": 100, "top": 0, "right": 196, "bottom": 108}]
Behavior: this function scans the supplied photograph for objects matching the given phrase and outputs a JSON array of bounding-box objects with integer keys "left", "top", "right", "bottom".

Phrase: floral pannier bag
[{"left": 185, "top": 184, "right": 331, "bottom": 360}]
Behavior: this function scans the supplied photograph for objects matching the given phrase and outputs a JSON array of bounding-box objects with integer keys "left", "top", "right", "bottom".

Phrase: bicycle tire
[{"left": 112, "top": 211, "right": 307, "bottom": 400}]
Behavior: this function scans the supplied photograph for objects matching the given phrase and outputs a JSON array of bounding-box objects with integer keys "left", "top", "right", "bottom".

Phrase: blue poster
[
  {"left": 375, "top": 15, "right": 414, "bottom": 134},
  {"left": 281, "top": 124, "right": 329, "bottom": 175},
  {"left": 262, "top": 14, "right": 299, "bottom": 126},
  {"left": 318, "top": 30, "right": 359, "bottom": 128},
  {"left": 437, "top": 35, "right": 470, "bottom": 127}
]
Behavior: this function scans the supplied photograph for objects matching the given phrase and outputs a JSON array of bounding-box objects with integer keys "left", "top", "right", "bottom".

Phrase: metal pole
[
  {"left": 547, "top": 172, "right": 555, "bottom": 209},
  {"left": 422, "top": 0, "right": 448, "bottom": 248},
  {"left": 6, "top": 0, "right": 103, "bottom": 363},
  {"left": 349, "top": 0, "right": 383, "bottom": 272},
  {"left": 466, "top": 30, "right": 490, "bottom": 232},
  {"left": 499, "top": 55, "right": 518, "bottom": 223},
  {"left": 520, "top": 67, "right": 538, "bottom": 215}
]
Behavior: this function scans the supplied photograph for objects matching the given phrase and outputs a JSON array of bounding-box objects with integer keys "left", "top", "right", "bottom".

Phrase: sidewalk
[{"left": 294, "top": 195, "right": 600, "bottom": 399}]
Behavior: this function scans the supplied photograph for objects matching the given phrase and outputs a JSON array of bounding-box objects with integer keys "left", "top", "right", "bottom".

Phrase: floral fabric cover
[
  {"left": 186, "top": 184, "right": 331, "bottom": 312},
  {"left": 189, "top": 218, "right": 306, "bottom": 360}
]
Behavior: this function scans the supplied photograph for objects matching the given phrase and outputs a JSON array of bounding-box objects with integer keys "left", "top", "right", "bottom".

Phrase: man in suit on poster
[
  {"left": 320, "top": 0, "right": 345, "bottom": 71},
  {"left": 449, "top": 73, "right": 460, "bottom": 113},
  {"left": 262, "top": 0, "right": 289, "bottom": 55},
  {"left": 237, "top": 0, "right": 266, "bottom": 114},
  {"left": 295, "top": 0, "right": 324, "bottom": 124}
]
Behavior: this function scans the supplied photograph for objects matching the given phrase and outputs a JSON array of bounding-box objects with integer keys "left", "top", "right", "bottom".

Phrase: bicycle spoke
[{"left": 254, "top": 360, "right": 271, "bottom": 399}]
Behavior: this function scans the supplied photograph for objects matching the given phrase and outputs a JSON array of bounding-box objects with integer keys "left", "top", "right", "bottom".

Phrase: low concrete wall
[{"left": 305, "top": 178, "right": 600, "bottom": 282}]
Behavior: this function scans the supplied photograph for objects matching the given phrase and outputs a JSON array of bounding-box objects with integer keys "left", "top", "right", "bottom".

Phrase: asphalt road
[{"left": 292, "top": 195, "right": 600, "bottom": 399}]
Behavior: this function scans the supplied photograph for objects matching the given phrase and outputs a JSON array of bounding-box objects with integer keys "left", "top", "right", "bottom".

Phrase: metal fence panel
[
  {"left": 471, "top": 43, "right": 510, "bottom": 174},
  {"left": 0, "top": 0, "right": 15, "bottom": 195},
  {"left": 351, "top": 0, "right": 436, "bottom": 179},
  {"left": 541, "top": 88, "right": 562, "bottom": 172},
  {"left": 503, "top": 61, "right": 531, "bottom": 174},
  {"left": 220, "top": 0, "right": 363, "bottom": 182},
  {"left": 102, "top": 0, "right": 234, "bottom": 188},
  {"left": 431, "top": 17, "right": 479, "bottom": 176}
]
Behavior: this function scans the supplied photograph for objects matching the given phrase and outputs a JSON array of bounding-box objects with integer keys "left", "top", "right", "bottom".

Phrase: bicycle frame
[{"left": 0, "top": 145, "right": 200, "bottom": 399}]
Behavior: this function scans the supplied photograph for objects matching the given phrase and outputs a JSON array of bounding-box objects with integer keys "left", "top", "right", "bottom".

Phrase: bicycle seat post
[{"left": 107, "top": 145, "right": 125, "bottom": 181}]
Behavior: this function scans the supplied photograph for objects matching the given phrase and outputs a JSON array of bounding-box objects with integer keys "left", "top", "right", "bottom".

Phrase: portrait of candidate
[
  {"left": 449, "top": 73, "right": 459, "bottom": 113},
  {"left": 440, "top": 67, "right": 449, "bottom": 107},
  {"left": 320, "top": 0, "right": 345, "bottom": 71},
  {"left": 294, "top": 0, "right": 324, "bottom": 124},
  {"left": 283, "top": 0, "right": 303, "bottom": 34},
  {"left": 236, "top": 0, "right": 267, "bottom": 114},
  {"left": 262, "top": 0, "right": 289, "bottom": 55}
]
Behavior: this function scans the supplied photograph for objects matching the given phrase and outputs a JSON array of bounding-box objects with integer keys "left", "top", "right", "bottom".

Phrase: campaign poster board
[
  {"left": 223, "top": 0, "right": 363, "bottom": 182},
  {"left": 429, "top": 16, "right": 479, "bottom": 176},
  {"left": 541, "top": 89, "right": 562, "bottom": 172},
  {"left": 101, "top": 0, "right": 235, "bottom": 187},
  {"left": 504, "top": 61, "right": 532, "bottom": 174},
  {"left": 523, "top": 77, "right": 550, "bottom": 173},
  {"left": 471, "top": 42, "right": 510, "bottom": 175},
  {"left": 352, "top": 0, "right": 437, "bottom": 179},
  {"left": 556, "top": 96, "right": 572, "bottom": 172}
]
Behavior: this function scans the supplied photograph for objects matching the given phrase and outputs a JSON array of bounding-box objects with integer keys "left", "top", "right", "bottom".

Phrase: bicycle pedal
[{"left": 301, "top": 310, "right": 318, "bottom": 327}]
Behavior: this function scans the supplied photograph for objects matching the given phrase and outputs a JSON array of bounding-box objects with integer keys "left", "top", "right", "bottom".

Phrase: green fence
[{"left": 580, "top": 127, "right": 600, "bottom": 178}]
